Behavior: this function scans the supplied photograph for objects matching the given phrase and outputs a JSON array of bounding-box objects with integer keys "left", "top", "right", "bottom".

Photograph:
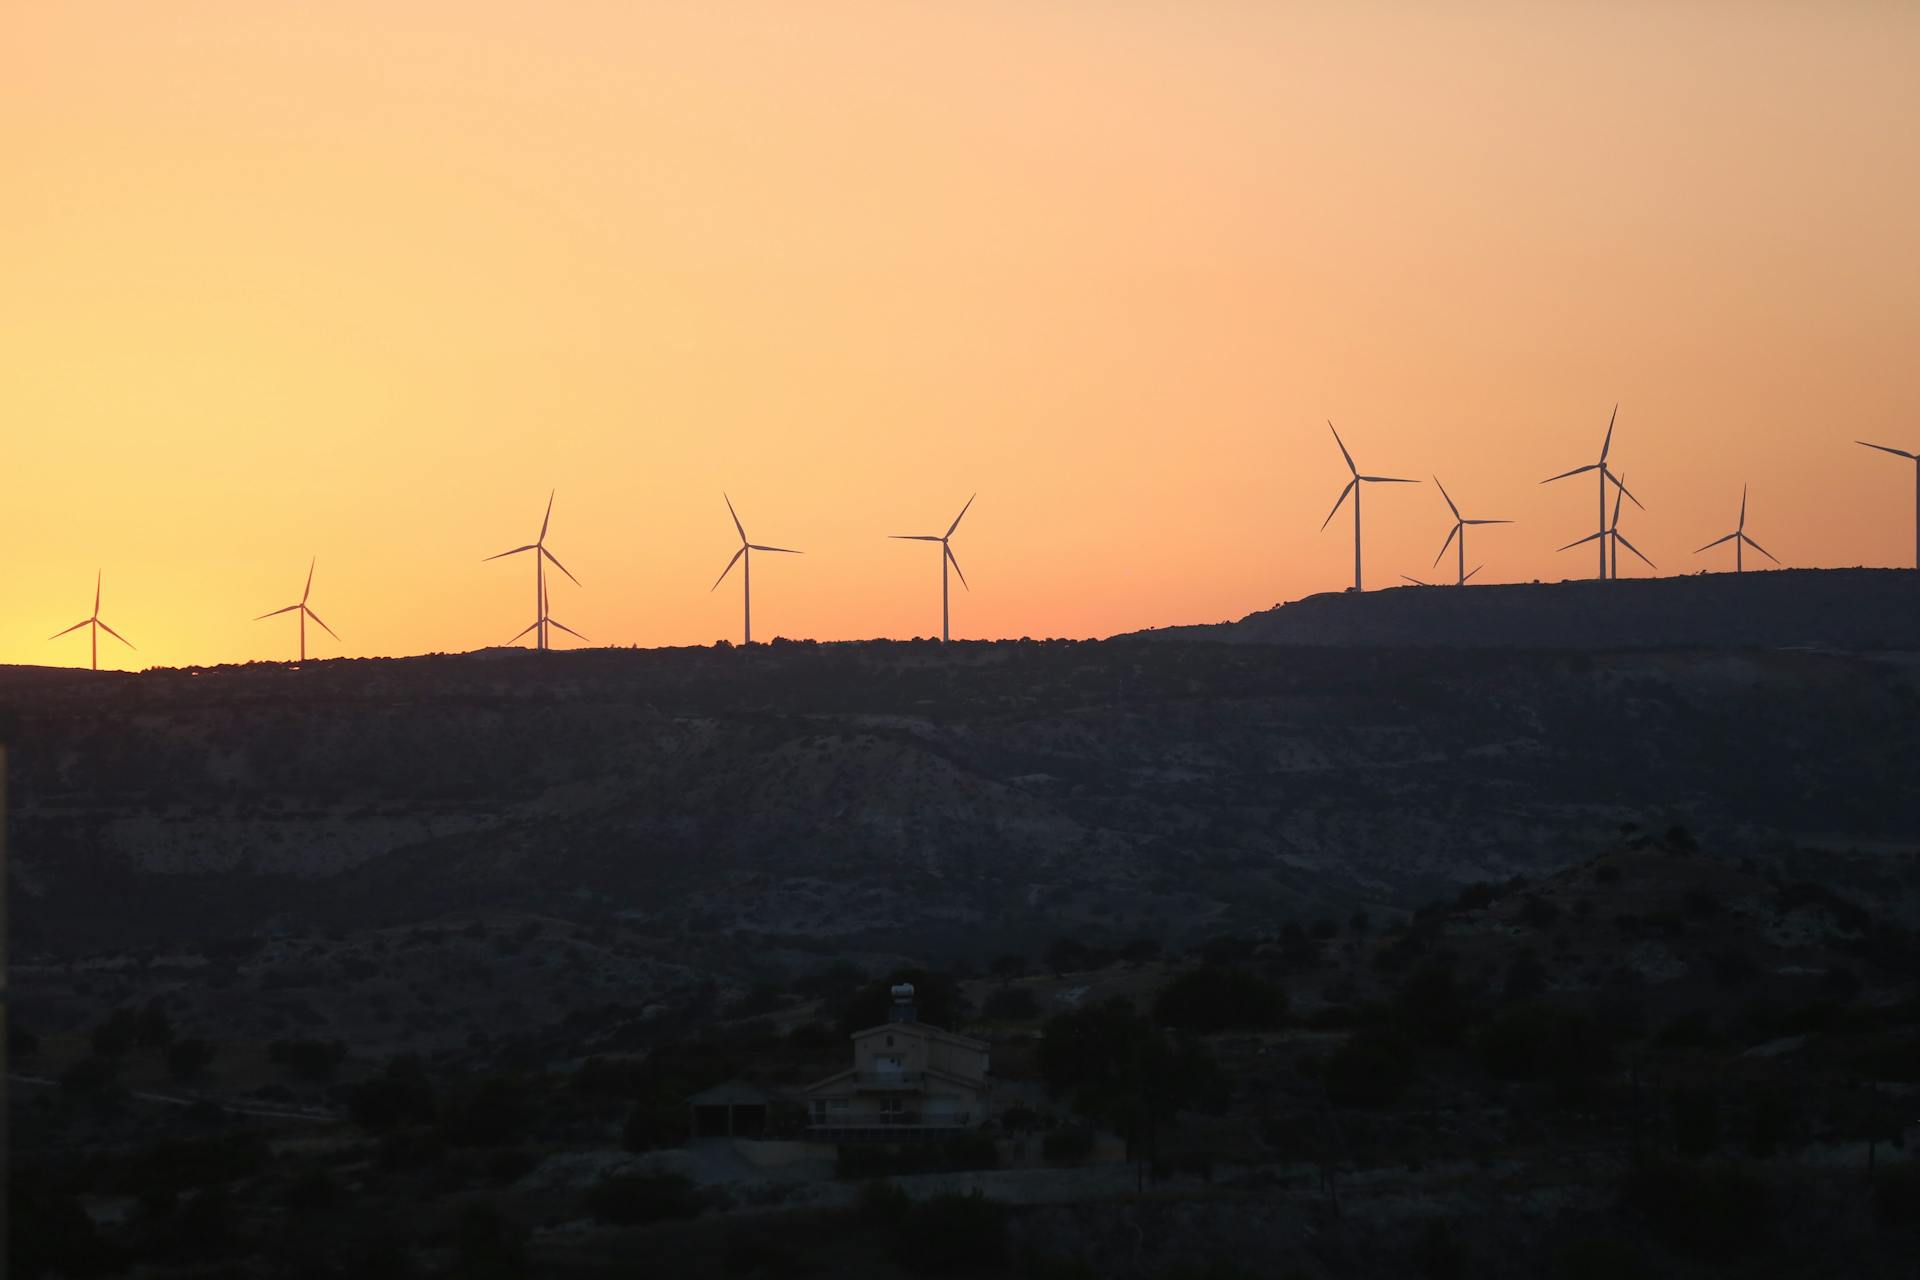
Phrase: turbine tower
[
  {"left": 50, "top": 571, "right": 134, "bottom": 671},
  {"left": 254, "top": 558, "right": 340, "bottom": 665},
  {"left": 1695, "top": 484, "right": 1778, "bottom": 573},
  {"left": 890, "top": 494, "right": 975, "bottom": 642},
  {"left": 1430, "top": 478, "right": 1511, "bottom": 587},
  {"left": 1321, "top": 422, "right": 1417, "bottom": 592},
  {"left": 1856, "top": 440, "right": 1920, "bottom": 568},
  {"left": 486, "top": 490, "right": 582, "bottom": 651},
  {"left": 712, "top": 494, "right": 800, "bottom": 645},
  {"left": 507, "top": 568, "right": 587, "bottom": 649},
  {"left": 1559, "top": 471, "right": 1655, "bottom": 578},
  {"left": 1542, "top": 405, "right": 1641, "bottom": 579}
]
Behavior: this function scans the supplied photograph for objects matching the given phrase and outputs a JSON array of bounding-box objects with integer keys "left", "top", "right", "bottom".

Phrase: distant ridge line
[{"left": 1125, "top": 567, "right": 1920, "bottom": 651}]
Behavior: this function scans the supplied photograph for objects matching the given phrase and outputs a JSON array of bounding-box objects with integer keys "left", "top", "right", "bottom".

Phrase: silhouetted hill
[
  {"left": 5, "top": 633, "right": 1916, "bottom": 973},
  {"left": 1134, "top": 567, "right": 1920, "bottom": 649}
]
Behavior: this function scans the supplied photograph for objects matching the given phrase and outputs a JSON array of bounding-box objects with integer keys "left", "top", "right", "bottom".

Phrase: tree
[
  {"left": 1151, "top": 967, "right": 1286, "bottom": 1033},
  {"left": 1038, "top": 998, "right": 1226, "bottom": 1146},
  {"left": 167, "top": 1038, "right": 216, "bottom": 1081}
]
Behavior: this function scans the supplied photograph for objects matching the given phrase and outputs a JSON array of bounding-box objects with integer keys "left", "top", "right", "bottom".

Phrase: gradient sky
[{"left": 4, "top": 2, "right": 1917, "bottom": 669}]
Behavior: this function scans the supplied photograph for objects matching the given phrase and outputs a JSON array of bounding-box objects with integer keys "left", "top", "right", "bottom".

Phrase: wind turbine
[
  {"left": 712, "top": 494, "right": 800, "bottom": 645},
  {"left": 486, "top": 490, "right": 582, "bottom": 651},
  {"left": 1559, "top": 471, "right": 1655, "bottom": 578},
  {"left": 890, "top": 494, "right": 974, "bottom": 642},
  {"left": 255, "top": 558, "right": 340, "bottom": 664},
  {"left": 50, "top": 571, "right": 134, "bottom": 671},
  {"left": 1856, "top": 440, "right": 1920, "bottom": 568},
  {"left": 507, "top": 567, "right": 587, "bottom": 649},
  {"left": 1695, "top": 484, "right": 1778, "bottom": 573},
  {"left": 1542, "top": 405, "right": 1642, "bottom": 579},
  {"left": 1320, "top": 422, "right": 1417, "bottom": 592},
  {"left": 1430, "top": 478, "right": 1510, "bottom": 587}
]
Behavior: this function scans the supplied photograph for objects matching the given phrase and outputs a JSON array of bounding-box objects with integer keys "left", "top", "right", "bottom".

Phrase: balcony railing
[{"left": 852, "top": 1071, "right": 924, "bottom": 1089}]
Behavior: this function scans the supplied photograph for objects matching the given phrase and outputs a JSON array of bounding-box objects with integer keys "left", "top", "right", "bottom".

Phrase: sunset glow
[{"left": 5, "top": 2, "right": 1917, "bottom": 669}]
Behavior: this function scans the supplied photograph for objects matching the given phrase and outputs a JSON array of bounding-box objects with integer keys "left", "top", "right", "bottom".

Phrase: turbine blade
[
  {"left": 94, "top": 569, "right": 101, "bottom": 616},
  {"left": 303, "top": 557, "right": 315, "bottom": 604},
  {"left": 96, "top": 619, "right": 134, "bottom": 649},
  {"left": 1739, "top": 484, "right": 1747, "bottom": 530},
  {"left": 485, "top": 544, "right": 537, "bottom": 561},
  {"left": 1856, "top": 440, "right": 1918, "bottom": 460},
  {"left": 541, "top": 545, "right": 582, "bottom": 586},
  {"left": 946, "top": 493, "right": 976, "bottom": 539},
  {"left": 1464, "top": 519, "right": 1512, "bottom": 525},
  {"left": 724, "top": 493, "right": 746, "bottom": 544},
  {"left": 506, "top": 618, "right": 540, "bottom": 645},
  {"left": 1605, "top": 468, "right": 1645, "bottom": 510},
  {"left": 546, "top": 618, "right": 589, "bottom": 642},
  {"left": 255, "top": 604, "right": 301, "bottom": 620},
  {"left": 1742, "top": 534, "right": 1780, "bottom": 564},
  {"left": 1320, "top": 479, "right": 1356, "bottom": 530},
  {"left": 49, "top": 619, "right": 91, "bottom": 639},
  {"left": 1359, "top": 475, "right": 1418, "bottom": 484},
  {"left": 1541, "top": 463, "right": 1598, "bottom": 484},
  {"left": 1615, "top": 533, "right": 1656, "bottom": 568},
  {"left": 946, "top": 543, "right": 969, "bottom": 590},
  {"left": 1558, "top": 532, "right": 1603, "bottom": 552},
  {"left": 304, "top": 607, "right": 341, "bottom": 641},
  {"left": 540, "top": 489, "right": 555, "bottom": 542},
  {"left": 711, "top": 546, "right": 745, "bottom": 591},
  {"left": 1464, "top": 565, "right": 1484, "bottom": 582},
  {"left": 1432, "top": 524, "right": 1459, "bottom": 566},
  {"left": 1599, "top": 403, "right": 1618, "bottom": 463},
  {"left": 1611, "top": 474, "right": 1628, "bottom": 524},
  {"left": 890, "top": 535, "right": 942, "bottom": 541},
  {"left": 1400, "top": 575, "right": 1430, "bottom": 586},
  {"left": 1328, "top": 421, "right": 1357, "bottom": 476},
  {"left": 1434, "top": 476, "right": 1459, "bottom": 520},
  {"left": 1696, "top": 533, "right": 1738, "bottom": 553},
  {"left": 748, "top": 544, "right": 802, "bottom": 554}
]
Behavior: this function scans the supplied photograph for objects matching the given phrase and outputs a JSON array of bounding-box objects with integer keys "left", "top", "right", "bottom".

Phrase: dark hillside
[{"left": 1137, "top": 567, "right": 1920, "bottom": 649}]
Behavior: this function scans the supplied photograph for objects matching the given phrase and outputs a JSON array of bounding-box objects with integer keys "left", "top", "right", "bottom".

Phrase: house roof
[
  {"left": 687, "top": 1079, "right": 773, "bottom": 1107},
  {"left": 851, "top": 1020, "right": 989, "bottom": 1052},
  {"left": 799, "top": 1063, "right": 990, "bottom": 1097}
]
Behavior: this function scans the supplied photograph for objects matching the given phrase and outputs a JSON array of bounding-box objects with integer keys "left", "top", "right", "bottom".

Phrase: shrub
[
  {"left": 1151, "top": 967, "right": 1286, "bottom": 1033},
  {"left": 167, "top": 1038, "right": 216, "bottom": 1081},
  {"left": 982, "top": 987, "right": 1040, "bottom": 1021},
  {"left": 444, "top": 1075, "right": 532, "bottom": 1147},
  {"left": 1478, "top": 1007, "right": 1611, "bottom": 1082},
  {"left": 859, "top": 1178, "right": 911, "bottom": 1227},
  {"left": 91, "top": 1009, "right": 139, "bottom": 1057},
  {"left": 1324, "top": 1029, "right": 1414, "bottom": 1108},
  {"left": 349, "top": 1057, "right": 437, "bottom": 1131},
  {"left": 1047, "top": 937, "right": 1092, "bottom": 975},
  {"left": 582, "top": 1172, "right": 705, "bottom": 1226},
  {"left": 61, "top": 1055, "right": 120, "bottom": 1098},
  {"left": 270, "top": 1038, "right": 346, "bottom": 1080},
  {"left": 1042, "top": 1127, "right": 1096, "bottom": 1165},
  {"left": 898, "top": 1192, "right": 1007, "bottom": 1274},
  {"left": 1670, "top": 1088, "right": 1720, "bottom": 1158},
  {"left": 1620, "top": 1154, "right": 1769, "bottom": 1257}
]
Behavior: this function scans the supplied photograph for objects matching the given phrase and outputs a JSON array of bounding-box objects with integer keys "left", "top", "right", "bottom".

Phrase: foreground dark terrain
[{"left": 8, "top": 572, "right": 1919, "bottom": 1276}]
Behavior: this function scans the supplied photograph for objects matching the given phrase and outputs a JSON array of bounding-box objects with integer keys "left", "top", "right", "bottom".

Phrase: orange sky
[{"left": 4, "top": 2, "right": 1917, "bottom": 668}]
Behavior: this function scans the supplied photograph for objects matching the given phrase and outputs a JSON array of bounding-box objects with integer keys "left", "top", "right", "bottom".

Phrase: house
[
  {"left": 687, "top": 1079, "right": 772, "bottom": 1139},
  {"left": 803, "top": 984, "right": 992, "bottom": 1142}
]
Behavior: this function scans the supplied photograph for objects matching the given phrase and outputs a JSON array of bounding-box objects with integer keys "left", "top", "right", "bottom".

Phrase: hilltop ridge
[{"left": 1132, "top": 567, "right": 1920, "bottom": 650}]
